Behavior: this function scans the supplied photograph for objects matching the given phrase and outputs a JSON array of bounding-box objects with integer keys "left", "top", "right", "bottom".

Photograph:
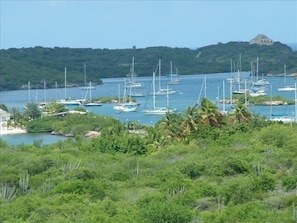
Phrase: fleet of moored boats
[{"left": 34, "top": 56, "right": 296, "bottom": 122}]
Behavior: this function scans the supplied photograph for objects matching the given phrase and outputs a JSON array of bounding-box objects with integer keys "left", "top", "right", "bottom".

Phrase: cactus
[
  {"left": 0, "top": 182, "right": 18, "bottom": 201},
  {"left": 62, "top": 159, "right": 81, "bottom": 174},
  {"left": 253, "top": 162, "right": 264, "bottom": 176},
  {"left": 19, "top": 171, "right": 29, "bottom": 195},
  {"left": 293, "top": 203, "right": 297, "bottom": 221},
  {"left": 42, "top": 180, "right": 53, "bottom": 192}
]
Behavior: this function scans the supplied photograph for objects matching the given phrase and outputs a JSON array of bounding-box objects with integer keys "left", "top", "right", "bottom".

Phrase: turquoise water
[
  {"left": 1, "top": 133, "right": 67, "bottom": 146},
  {"left": 1, "top": 72, "right": 296, "bottom": 145}
]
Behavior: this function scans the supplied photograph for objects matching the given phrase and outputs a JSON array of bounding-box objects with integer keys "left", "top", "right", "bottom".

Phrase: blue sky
[{"left": 1, "top": 0, "right": 296, "bottom": 49}]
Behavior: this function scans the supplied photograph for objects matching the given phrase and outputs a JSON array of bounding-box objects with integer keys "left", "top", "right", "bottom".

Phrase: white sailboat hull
[
  {"left": 113, "top": 103, "right": 139, "bottom": 112},
  {"left": 143, "top": 107, "right": 177, "bottom": 115},
  {"left": 277, "top": 86, "right": 296, "bottom": 92}
]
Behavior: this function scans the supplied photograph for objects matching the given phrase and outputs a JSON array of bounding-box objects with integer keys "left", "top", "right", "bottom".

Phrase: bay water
[{"left": 1, "top": 72, "right": 296, "bottom": 145}]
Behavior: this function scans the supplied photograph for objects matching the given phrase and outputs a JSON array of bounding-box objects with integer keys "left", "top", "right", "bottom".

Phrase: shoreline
[{"left": 0, "top": 127, "right": 27, "bottom": 135}]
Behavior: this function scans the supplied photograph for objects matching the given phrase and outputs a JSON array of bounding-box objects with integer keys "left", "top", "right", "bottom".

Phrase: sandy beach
[{"left": 0, "top": 127, "right": 27, "bottom": 135}]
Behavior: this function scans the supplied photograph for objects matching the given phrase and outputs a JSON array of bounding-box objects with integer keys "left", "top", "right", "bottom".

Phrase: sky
[{"left": 0, "top": 0, "right": 296, "bottom": 50}]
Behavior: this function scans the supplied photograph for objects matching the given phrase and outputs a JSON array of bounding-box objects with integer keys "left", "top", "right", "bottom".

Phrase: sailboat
[
  {"left": 83, "top": 82, "right": 102, "bottom": 106},
  {"left": 270, "top": 82, "right": 297, "bottom": 123},
  {"left": 252, "top": 57, "right": 270, "bottom": 87},
  {"left": 250, "top": 58, "right": 268, "bottom": 97},
  {"left": 80, "top": 62, "right": 96, "bottom": 90},
  {"left": 232, "top": 70, "right": 249, "bottom": 94},
  {"left": 126, "top": 57, "right": 144, "bottom": 88},
  {"left": 143, "top": 71, "right": 177, "bottom": 115},
  {"left": 113, "top": 81, "right": 140, "bottom": 112},
  {"left": 152, "top": 59, "right": 176, "bottom": 96},
  {"left": 167, "top": 61, "right": 181, "bottom": 85},
  {"left": 58, "top": 67, "right": 82, "bottom": 106},
  {"left": 278, "top": 65, "right": 296, "bottom": 92},
  {"left": 231, "top": 54, "right": 249, "bottom": 95}
]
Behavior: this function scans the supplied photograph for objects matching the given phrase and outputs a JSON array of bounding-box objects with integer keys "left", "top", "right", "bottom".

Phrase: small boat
[
  {"left": 114, "top": 102, "right": 140, "bottom": 112},
  {"left": 128, "top": 91, "right": 146, "bottom": 97},
  {"left": 270, "top": 115, "right": 295, "bottom": 123},
  {"left": 153, "top": 88, "right": 176, "bottom": 96},
  {"left": 38, "top": 102, "right": 48, "bottom": 109},
  {"left": 58, "top": 99, "right": 82, "bottom": 106},
  {"left": 168, "top": 78, "right": 180, "bottom": 85},
  {"left": 84, "top": 102, "right": 102, "bottom": 106},
  {"left": 249, "top": 90, "right": 267, "bottom": 97},
  {"left": 278, "top": 86, "right": 296, "bottom": 92},
  {"left": 80, "top": 85, "right": 96, "bottom": 90},
  {"left": 253, "top": 79, "right": 270, "bottom": 86},
  {"left": 233, "top": 88, "right": 249, "bottom": 95}
]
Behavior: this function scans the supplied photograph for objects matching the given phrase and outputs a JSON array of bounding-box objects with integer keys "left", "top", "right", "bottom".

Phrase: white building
[{"left": 0, "top": 109, "right": 11, "bottom": 122}]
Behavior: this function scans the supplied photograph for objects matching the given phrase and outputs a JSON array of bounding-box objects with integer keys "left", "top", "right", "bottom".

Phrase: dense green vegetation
[
  {"left": 1, "top": 41, "right": 296, "bottom": 90},
  {"left": 1, "top": 98, "right": 297, "bottom": 222}
]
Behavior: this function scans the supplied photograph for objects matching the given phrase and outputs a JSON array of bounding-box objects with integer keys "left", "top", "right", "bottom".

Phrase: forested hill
[{"left": 1, "top": 41, "right": 296, "bottom": 90}]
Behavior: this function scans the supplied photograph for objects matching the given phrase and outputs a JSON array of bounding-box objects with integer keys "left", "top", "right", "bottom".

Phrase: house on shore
[{"left": 0, "top": 109, "right": 11, "bottom": 122}]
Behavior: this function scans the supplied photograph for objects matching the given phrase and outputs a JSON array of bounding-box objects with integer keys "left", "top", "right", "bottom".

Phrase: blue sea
[{"left": 1, "top": 72, "right": 296, "bottom": 145}]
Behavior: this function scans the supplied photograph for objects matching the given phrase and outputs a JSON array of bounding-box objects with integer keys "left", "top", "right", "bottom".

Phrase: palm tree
[
  {"left": 180, "top": 106, "right": 199, "bottom": 138},
  {"left": 156, "top": 113, "right": 183, "bottom": 141},
  {"left": 228, "top": 102, "right": 253, "bottom": 125},
  {"left": 197, "top": 98, "right": 223, "bottom": 127},
  {"left": 9, "top": 107, "right": 22, "bottom": 126}
]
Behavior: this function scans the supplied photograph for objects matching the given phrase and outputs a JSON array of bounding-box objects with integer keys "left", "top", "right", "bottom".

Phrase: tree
[
  {"left": 156, "top": 113, "right": 183, "bottom": 141},
  {"left": 179, "top": 106, "right": 199, "bottom": 140},
  {"left": 9, "top": 107, "right": 22, "bottom": 125},
  {"left": 23, "top": 102, "right": 41, "bottom": 120},
  {"left": 228, "top": 102, "right": 253, "bottom": 125},
  {"left": 43, "top": 102, "right": 68, "bottom": 114},
  {"left": 0, "top": 104, "right": 9, "bottom": 112},
  {"left": 197, "top": 98, "right": 223, "bottom": 127}
]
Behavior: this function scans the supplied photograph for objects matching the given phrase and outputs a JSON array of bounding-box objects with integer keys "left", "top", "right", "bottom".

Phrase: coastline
[{"left": 0, "top": 127, "right": 27, "bottom": 135}]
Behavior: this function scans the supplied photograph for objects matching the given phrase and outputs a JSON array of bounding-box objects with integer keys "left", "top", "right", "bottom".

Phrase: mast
[
  {"left": 284, "top": 64, "right": 287, "bottom": 86},
  {"left": 158, "top": 59, "right": 161, "bottom": 91},
  {"left": 64, "top": 67, "right": 67, "bottom": 99},
  {"left": 166, "top": 85, "right": 169, "bottom": 109},
  {"left": 84, "top": 62, "right": 87, "bottom": 87},
  {"left": 256, "top": 57, "right": 259, "bottom": 81},
  {"left": 204, "top": 76, "right": 207, "bottom": 98},
  {"left": 222, "top": 80, "right": 225, "bottom": 113},
  {"left": 152, "top": 72, "right": 156, "bottom": 109},
  {"left": 28, "top": 81, "right": 31, "bottom": 102},
  {"left": 55, "top": 81, "right": 58, "bottom": 101},
  {"left": 44, "top": 81, "right": 46, "bottom": 102},
  {"left": 230, "top": 59, "right": 233, "bottom": 107},
  {"left": 270, "top": 84, "right": 272, "bottom": 119},
  {"left": 295, "top": 82, "right": 297, "bottom": 122},
  {"left": 89, "top": 81, "right": 92, "bottom": 101},
  {"left": 132, "top": 57, "right": 135, "bottom": 82}
]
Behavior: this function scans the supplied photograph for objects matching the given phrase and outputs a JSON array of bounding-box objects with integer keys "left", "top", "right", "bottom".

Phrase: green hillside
[
  {"left": 1, "top": 42, "right": 296, "bottom": 90},
  {"left": 1, "top": 101, "right": 297, "bottom": 222}
]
